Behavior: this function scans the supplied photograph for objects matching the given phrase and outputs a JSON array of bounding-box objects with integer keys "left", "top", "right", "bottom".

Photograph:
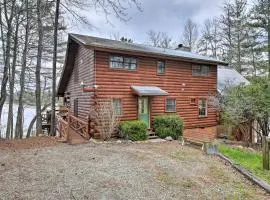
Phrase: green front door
[{"left": 138, "top": 97, "right": 149, "bottom": 128}]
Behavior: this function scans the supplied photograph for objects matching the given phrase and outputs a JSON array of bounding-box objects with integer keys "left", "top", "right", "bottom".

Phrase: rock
[
  {"left": 1, "top": 163, "right": 5, "bottom": 167},
  {"left": 116, "top": 140, "right": 122, "bottom": 143},
  {"left": 165, "top": 136, "right": 173, "bottom": 141}
]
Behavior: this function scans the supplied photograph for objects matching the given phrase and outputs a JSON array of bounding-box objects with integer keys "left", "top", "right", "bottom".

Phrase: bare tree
[
  {"left": 35, "top": 0, "right": 44, "bottom": 136},
  {"left": 50, "top": 0, "right": 60, "bottom": 137},
  {"left": 198, "top": 19, "right": 220, "bottom": 58},
  {"left": 6, "top": 1, "right": 24, "bottom": 138},
  {"left": 0, "top": 0, "right": 16, "bottom": 136},
  {"left": 15, "top": 0, "right": 30, "bottom": 138},
  {"left": 147, "top": 30, "right": 173, "bottom": 48},
  {"left": 89, "top": 99, "right": 120, "bottom": 140},
  {"left": 182, "top": 18, "right": 198, "bottom": 52}
]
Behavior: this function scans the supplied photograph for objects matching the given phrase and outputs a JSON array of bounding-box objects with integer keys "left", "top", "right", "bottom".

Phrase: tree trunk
[
  {"left": 0, "top": 0, "right": 15, "bottom": 138},
  {"left": 35, "top": 0, "right": 44, "bottom": 136},
  {"left": 27, "top": 103, "right": 51, "bottom": 138},
  {"left": 262, "top": 136, "right": 270, "bottom": 170},
  {"left": 50, "top": 0, "right": 60, "bottom": 137},
  {"left": 15, "top": 0, "right": 30, "bottom": 139},
  {"left": 6, "top": 15, "right": 20, "bottom": 139},
  {"left": 267, "top": 0, "right": 270, "bottom": 79}
]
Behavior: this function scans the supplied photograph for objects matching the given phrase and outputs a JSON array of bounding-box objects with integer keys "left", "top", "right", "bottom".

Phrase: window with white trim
[
  {"left": 110, "top": 55, "right": 137, "bottom": 70},
  {"left": 157, "top": 61, "right": 165, "bottom": 74},
  {"left": 113, "top": 99, "right": 122, "bottom": 115},
  {"left": 198, "top": 99, "right": 207, "bottom": 117},
  {"left": 166, "top": 99, "right": 176, "bottom": 112},
  {"left": 192, "top": 65, "right": 210, "bottom": 76}
]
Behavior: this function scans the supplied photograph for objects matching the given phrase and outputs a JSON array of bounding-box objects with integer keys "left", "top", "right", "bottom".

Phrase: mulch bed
[{"left": 0, "top": 136, "right": 58, "bottom": 150}]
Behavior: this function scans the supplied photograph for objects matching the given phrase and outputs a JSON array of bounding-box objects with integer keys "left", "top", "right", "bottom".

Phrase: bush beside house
[
  {"left": 153, "top": 115, "right": 183, "bottom": 140},
  {"left": 119, "top": 120, "right": 148, "bottom": 141}
]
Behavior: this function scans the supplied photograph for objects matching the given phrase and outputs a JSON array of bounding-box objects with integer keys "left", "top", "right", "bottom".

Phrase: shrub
[
  {"left": 89, "top": 99, "right": 120, "bottom": 141},
  {"left": 153, "top": 115, "right": 183, "bottom": 140},
  {"left": 119, "top": 120, "right": 148, "bottom": 141}
]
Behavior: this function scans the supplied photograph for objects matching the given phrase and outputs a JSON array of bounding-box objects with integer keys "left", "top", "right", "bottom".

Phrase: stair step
[{"left": 149, "top": 135, "right": 159, "bottom": 139}]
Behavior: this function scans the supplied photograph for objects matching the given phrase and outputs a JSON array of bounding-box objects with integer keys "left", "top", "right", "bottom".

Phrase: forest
[{"left": 0, "top": 0, "right": 269, "bottom": 139}]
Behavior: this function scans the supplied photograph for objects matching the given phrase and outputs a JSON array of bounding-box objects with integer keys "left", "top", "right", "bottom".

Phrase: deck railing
[
  {"left": 69, "top": 114, "right": 90, "bottom": 139},
  {"left": 56, "top": 108, "right": 91, "bottom": 141},
  {"left": 56, "top": 114, "right": 69, "bottom": 140}
]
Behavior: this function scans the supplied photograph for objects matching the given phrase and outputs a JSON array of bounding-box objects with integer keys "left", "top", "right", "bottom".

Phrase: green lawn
[{"left": 219, "top": 145, "right": 270, "bottom": 184}]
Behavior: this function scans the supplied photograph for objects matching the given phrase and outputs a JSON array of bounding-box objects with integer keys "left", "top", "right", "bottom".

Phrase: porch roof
[{"left": 131, "top": 86, "right": 168, "bottom": 96}]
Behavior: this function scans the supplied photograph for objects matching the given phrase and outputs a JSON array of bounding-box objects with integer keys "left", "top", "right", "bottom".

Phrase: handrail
[
  {"left": 56, "top": 114, "right": 69, "bottom": 140},
  {"left": 56, "top": 109, "right": 91, "bottom": 141},
  {"left": 69, "top": 114, "right": 88, "bottom": 125}
]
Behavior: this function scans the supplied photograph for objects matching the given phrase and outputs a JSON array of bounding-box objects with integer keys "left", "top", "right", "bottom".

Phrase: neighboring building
[
  {"left": 57, "top": 33, "right": 227, "bottom": 140},
  {"left": 217, "top": 66, "right": 250, "bottom": 94},
  {"left": 217, "top": 66, "right": 253, "bottom": 142}
]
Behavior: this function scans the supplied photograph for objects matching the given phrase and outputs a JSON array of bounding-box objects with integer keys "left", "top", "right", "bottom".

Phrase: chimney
[{"left": 175, "top": 44, "right": 191, "bottom": 52}]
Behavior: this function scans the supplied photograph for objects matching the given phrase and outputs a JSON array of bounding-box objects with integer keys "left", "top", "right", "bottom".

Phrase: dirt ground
[
  {"left": 0, "top": 136, "right": 58, "bottom": 151},
  {"left": 0, "top": 140, "right": 269, "bottom": 200}
]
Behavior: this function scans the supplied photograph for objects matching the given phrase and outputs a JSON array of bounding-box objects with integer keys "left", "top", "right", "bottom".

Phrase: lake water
[{"left": 0, "top": 104, "right": 36, "bottom": 138}]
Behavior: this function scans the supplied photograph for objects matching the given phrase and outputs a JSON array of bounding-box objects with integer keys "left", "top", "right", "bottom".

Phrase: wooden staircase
[
  {"left": 56, "top": 109, "right": 91, "bottom": 145},
  {"left": 148, "top": 130, "right": 159, "bottom": 139},
  {"left": 68, "top": 129, "right": 89, "bottom": 145}
]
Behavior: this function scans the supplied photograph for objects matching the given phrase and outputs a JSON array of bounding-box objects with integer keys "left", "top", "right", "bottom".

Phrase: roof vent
[{"left": 175, "top": 44, "right": 191, "bottom": 52}]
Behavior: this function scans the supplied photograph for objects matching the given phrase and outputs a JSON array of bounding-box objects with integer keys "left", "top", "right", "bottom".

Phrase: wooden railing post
[
  {"left": 67, "top": 109, "right": 71, "bottom": 142},
  {"left": 87, "top": 115, "right": 91, "bottom": 139}
]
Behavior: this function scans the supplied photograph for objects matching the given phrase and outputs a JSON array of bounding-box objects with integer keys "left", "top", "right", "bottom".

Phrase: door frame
[{"left": 138, "top": 96, "right": 151, "bottom": 128}]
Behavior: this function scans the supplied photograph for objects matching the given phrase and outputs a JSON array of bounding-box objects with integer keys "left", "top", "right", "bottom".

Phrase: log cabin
[{"left": 57, "top": 33, "right": 228, "bottom": 141}]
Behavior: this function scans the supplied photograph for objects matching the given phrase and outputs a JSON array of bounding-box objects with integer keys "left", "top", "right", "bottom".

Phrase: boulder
[{"left": 165, "top": 136, "right": 173, "bottom": 141}]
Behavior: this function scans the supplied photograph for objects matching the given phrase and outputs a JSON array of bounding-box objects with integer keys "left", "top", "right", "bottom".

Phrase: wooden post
[
  {"left": 262, "top": 136, "right": 270, "bottom": 170},
  {"left": 67, "top": 109, "right": 71, "bottom": 143},
  {"left": 87, "top": 115, "right": 91, "bottom": 138}
]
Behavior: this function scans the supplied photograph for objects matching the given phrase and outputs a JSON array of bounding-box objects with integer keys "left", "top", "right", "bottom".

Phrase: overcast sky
[{"left": 67, "top": 0, "right": 225, "bottom": 44}]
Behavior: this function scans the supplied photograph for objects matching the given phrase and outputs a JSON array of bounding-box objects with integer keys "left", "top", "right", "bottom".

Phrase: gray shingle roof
[
  {"left": 218, "top": 66, "right": 250, "bottom": 93},
  {"left": 70, "top": 33, "right": 227, "bottom": 65}
]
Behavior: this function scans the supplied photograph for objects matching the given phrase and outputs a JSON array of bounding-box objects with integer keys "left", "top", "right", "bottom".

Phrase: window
[
  {"left": 73, "top": 98, "right": 78, "bottom": 117},
  {"left": 110, "top": 55, "right": 137, "bottom": 70},
  {"left": 166, "top": 99, "right": 176, "bottom": 112},
  {"left": 198, "top": 99, "right": 207, "bottom": 117},
  {"left": 192, "top": 65, "right": 210, "bottom": 76},
  {"left": 190, "top": 98, "right": 196, "bottom": 105},
  {"left": 74, "top": 66, "right": 78, "bottom": 83},
  {"left": 157, "top": 61, "right": 165, "bottom": 74},
  {"left": 113, "top": 99, "right": 122, "bottom": 115}
]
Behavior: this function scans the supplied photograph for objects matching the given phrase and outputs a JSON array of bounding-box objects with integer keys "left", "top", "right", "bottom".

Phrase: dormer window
[{"left": 110, "top": 55, "right": 137, "bottom": 70}]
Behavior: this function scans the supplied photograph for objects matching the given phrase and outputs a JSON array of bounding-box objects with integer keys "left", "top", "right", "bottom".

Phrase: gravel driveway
[{"left": 0, "top": 141, "right": 268, "bottom": 200}]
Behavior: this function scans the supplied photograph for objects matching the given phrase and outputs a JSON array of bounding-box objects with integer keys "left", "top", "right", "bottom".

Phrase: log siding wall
[
  {"left": 65, "top": 46, "right": 95, "bottom": 119},
  {"left": 95, "top": 50, "right": 218, "bottom": 131}
]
